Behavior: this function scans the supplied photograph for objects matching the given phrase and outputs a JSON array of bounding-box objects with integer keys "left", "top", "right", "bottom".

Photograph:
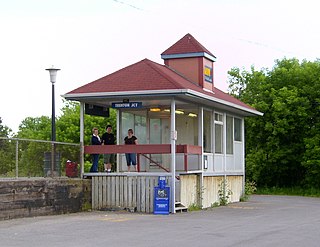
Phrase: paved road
[{"left": 1, "top": 195, "right": 320, "bottom": 247}]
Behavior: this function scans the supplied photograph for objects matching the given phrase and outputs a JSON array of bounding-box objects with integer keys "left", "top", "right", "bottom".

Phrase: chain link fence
[{"left": 0, "top": 137, "right": 80, "bottom": 178}]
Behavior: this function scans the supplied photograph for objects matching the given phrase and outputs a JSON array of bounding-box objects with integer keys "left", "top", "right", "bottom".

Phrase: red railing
[{"left": 84, "top": 144, "right": 202, "bottom": 172}]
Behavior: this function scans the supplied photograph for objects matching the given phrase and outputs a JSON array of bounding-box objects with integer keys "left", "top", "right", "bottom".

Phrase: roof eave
[
  {"left": 62, "top": 89, "right": 189, "bottom": 101},
  {"left": 161, "top": 52, "right": 217, "bottom": 62},
  {"left": 185, "top": 89, "right": 263, "bottom": 116},
  {"left": 62, "top": 88, "right": 263, "bottom": 116}
]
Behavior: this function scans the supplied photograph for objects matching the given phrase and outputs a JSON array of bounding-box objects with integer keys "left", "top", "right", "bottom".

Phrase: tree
[
  {"left": 0, "top": 117, "right": 14, "bottom": 176},
  {"left": 56, "top": 101, "right": 117, "bottom": 145},
  {"left": 56, "top": 101, "right": 116, "bottom": 170},
  {"left": 228, "top": 58, "right": 320, "bottom": 188},
  {"left": 0, "top": 117, "right": 11, "bottom": 137},
  {"left": 15, "top": 101, "right": 117, "bottom": 175}
]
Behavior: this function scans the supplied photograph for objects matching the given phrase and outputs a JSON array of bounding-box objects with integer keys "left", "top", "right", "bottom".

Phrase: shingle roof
[
  {"left": 66, "top": 58, "right": 255, "bottom": 111},
  {"left": 161, "top": 33, "right": 216, "bottom": 58}
]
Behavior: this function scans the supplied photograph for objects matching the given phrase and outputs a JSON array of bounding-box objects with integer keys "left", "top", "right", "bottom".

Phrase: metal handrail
[
  {"left": 0, "top": 137, "right": 80, "bottom": 178},
  {"left": 140, "top": 154, "right": 180, "bottom": 180},
  {"left": 0, "top": 136, "right": 80, "bottom": 146}
]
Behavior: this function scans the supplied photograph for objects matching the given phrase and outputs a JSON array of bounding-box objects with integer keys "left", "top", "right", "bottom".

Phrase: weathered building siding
[
  {"left": 180, "top": 174, "right": 244, "bottom": 208},
  {"left": 180, "top": 174, "right": 199, "bottom": 207}
]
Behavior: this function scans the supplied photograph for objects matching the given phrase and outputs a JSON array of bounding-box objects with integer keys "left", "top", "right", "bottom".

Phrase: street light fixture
[{"left": 46, "top": 66, "right": 60, "bottom": 176}]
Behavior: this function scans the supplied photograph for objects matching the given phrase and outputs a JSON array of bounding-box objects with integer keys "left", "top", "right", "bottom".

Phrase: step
[
  {"left": 175, "top": 201, "right": 188, "bottom": 213},
  {"left": 175, "top": 206, "right": 188, "bottom": 213}
]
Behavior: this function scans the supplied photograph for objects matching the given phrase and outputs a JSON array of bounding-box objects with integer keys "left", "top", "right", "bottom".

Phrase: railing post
[
  {"left": 15, "top": 140, "right": 19, "bottom": 178},
  {"left": 137, "top": 154, "right": 140, "bottom": 172}
]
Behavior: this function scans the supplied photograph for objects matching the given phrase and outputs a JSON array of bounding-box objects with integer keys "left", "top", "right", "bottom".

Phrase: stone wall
[{"left": 0, "top": 178, "right": 91, "bottom": 220}]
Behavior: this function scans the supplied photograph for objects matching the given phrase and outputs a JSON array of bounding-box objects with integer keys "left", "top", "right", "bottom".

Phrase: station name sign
[{"left": 111, "top": 102, "right": 142, "bottom": 109}]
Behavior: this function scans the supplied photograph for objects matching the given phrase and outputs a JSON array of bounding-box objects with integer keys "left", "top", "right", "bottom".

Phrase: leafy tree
[
  {"left": 0, "top": 117, "right": 11, "bottom": 137},
  {"left": 0, "top": 117, "right": 14, "bottom": 176},
  {"left": 14, "top": 101, "right": 117, "bottom": 175},
  {"left": 56, "top": 101, "right": 117, "bottom": 145},
  {"left": 56, "top": 101, "right": 116, "bottom": 170},
  {"left": 228, "top": 58, "right": 320, "bottom": 188},
  {"left": 18, "top": 116, "right": 51, "bottom": 140}
]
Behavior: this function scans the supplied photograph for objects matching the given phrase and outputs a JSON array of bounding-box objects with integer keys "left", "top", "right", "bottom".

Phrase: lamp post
[{"left": 46, "top": 67, "right": 60, "bottom": 177}]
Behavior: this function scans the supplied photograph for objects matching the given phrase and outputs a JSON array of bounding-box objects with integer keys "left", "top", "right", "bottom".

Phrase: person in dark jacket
[
  {"left": 101, "top": 125, "right": 115, "bottom": 173},
  {"left": 90, "top": 127, "right": 101, "bottom": 172},
  {"left": 124, "top": 128, "right": 138, "bottom": 172}
]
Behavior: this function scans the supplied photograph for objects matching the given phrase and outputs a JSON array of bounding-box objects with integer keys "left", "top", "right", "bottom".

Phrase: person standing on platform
[
  {"left": 124, "top": 128, "right": 138, "bottom": 172},
  {"left": 90, "top": 127, "right": 101, "bottom": 172},
  {"left": 101, "top": 124, "right": 116, "bottom": 173}
]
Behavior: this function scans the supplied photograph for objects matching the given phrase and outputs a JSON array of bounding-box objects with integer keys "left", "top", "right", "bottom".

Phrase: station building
[{"left": 64, "top": 34, "right": 262, "bottom": 212}]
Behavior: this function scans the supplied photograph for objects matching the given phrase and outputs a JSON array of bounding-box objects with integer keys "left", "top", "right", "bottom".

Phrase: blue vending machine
[{"left": 154, "top": 176, "right": 170, "bottom": 215}]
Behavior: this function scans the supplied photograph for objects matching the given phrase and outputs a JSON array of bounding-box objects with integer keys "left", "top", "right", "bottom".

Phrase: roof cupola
[{"left": 161, "top": 33, "right": 216, "bottom": 92}]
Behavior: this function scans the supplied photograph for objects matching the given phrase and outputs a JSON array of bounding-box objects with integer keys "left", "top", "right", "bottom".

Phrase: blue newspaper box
[{"left": 154, "top": 176, "right": 170, "bottom": 215}]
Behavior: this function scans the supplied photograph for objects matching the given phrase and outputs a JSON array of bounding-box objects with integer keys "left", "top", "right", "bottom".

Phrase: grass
[
  {"left": 256, "top": 187, "right": 320, "bottom": 197},
  {"left": 188, "top": 203, "right": 202, "bottom": 211}
]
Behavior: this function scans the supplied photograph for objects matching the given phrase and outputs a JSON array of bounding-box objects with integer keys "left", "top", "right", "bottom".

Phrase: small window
[
  {"left": 226, "top": 116, "right": 233, "bottom": 154},
  {"left": 203, "top": 110, "right": 212, "bottom": 153},
  {"left": 214, "top": 112, "right": 223, "bottom": 154},
  {"left": 215, "top": 124, "right": 223, "bottom": 154},
  {"left": 234, "top": 118, "right": 242, "bottom": 142},
  {"left": 215, "top": 113, "right": 223, "bottom": 122}
]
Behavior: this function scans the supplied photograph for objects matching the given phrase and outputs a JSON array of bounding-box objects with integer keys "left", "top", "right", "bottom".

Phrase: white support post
[
  {"left": 80, "top": 102, "right": 85, "bottom": 177},
  {"left": 170, "top": 98, "right": 176, "bottom": 213},
  {"left": 198, "top": 107, "right": 204, "bottom": 170},
  {"left": 223, "top": 113, "right": 227, "bottom": 198},
  {"left": 198, "top": 107, "right": 204, "bottom": 208},
  {"left": 116, "top": 109, "right": 121, "bottom": 173},
  {"left": 242, "top": 117, "right": 246, "bottom": 195}
]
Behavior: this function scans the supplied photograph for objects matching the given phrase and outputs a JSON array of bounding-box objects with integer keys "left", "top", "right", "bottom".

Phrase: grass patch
[
  {"left": 256, "top": 187, "right": 320, "bottom": 197},
  {"left": 188, "top": 203, "right": 202, "bottom": 211}
]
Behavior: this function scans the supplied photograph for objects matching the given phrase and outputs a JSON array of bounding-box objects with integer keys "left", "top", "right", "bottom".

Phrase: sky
[{"left": 0, "top": 0, "right": 319, "bottom": 133}]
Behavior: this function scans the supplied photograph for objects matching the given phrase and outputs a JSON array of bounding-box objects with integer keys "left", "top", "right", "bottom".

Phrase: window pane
[
  {"left": 215, "top": 113, "right": 222, "bottom": 122},
  {"left": 226, "top": 116, "right": 233, "bottom": 154},
  {"left": 122, "top": 112, "right": 134, "bottom": 142},
  {"left": 134, "top": 115, "right": 146, "bottom": 144},
  {"left": 203, "top": 111, "right": 212, "bottom": 153},
  {"left": 176, "top": 110, "right": 198, "bottom": 145},
  {"left": 215, "top": 124, "right": 223, "bottom": 154},
  {"left": 150, "top": 119, "right": 161, "bottom": 144},
  {"left": 234, "top": 118, "right": 242, "bottom": 141}
]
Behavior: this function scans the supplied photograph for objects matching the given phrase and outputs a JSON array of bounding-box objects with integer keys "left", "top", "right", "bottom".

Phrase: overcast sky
[{"left": 0, "top": 0, "right": 319, "bottom": 133}]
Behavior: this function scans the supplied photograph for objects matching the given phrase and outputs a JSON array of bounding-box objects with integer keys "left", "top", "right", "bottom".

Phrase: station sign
[
  {"left": 204, "top": 65, "right": 213, "bottom": 83},
  {"left": 111, "top": 102, "right": 142, "bottom": 109}
]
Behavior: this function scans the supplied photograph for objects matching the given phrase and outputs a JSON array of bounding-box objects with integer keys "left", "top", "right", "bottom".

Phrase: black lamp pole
[
  {"left": 52, "top": 82, "right": 56, "bottom": 142},
  {"left": 46, "top": 67, "right": 60, "bottom": 176}
]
